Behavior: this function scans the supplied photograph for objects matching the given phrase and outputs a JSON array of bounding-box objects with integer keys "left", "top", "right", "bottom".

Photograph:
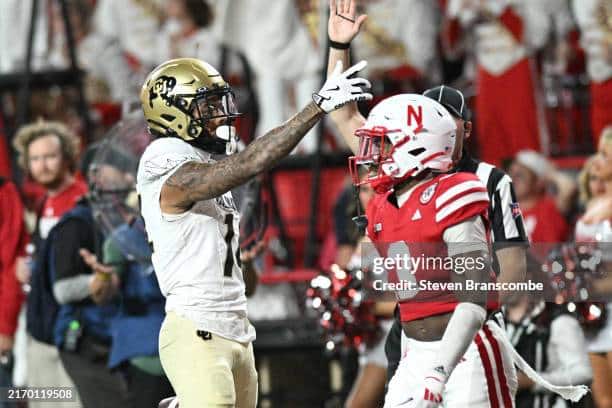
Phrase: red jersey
[
  {"left": 38, "top": 178, "right": 88, "bottom": 239},
  {"left": 366, "top": 172, "right": 491, "bottom": 322},
  {"left": 521, "top": 196, "right": 569, "bottom": 243}
]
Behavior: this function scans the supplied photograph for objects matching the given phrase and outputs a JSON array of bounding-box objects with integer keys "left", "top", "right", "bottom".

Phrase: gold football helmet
[{"left": 140, "top": 58, "right": 240, "bottom": 154}]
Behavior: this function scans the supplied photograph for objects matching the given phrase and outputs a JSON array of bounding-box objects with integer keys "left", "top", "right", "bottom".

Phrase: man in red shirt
[
  {"left": 12, "top": 121, "right": 86, "bottom": 407},
  {"left": 509, "top": 150, "right": 574, "bottom": 244},
  {"left": 0, "top": 178, "right": 27, "bottom": 377}
]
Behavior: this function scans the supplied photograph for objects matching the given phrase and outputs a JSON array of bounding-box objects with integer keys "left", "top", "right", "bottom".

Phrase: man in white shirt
[{"left": 136, "top": 57, "right": 371, "bottom": 407}]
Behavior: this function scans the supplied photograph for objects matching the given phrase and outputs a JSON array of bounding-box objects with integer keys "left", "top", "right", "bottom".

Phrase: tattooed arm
[{"left": 161, "top": 103, "right": 323, "bottom": 213}]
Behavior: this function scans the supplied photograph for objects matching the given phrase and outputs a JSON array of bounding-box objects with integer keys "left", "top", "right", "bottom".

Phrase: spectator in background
[
  {"left": 92, "top": 0, "right": 161, "bottom": 70},
  {"left": 505, "top": 255, "right": 592, "bottom": 408},
  {"left": 12, "top": 120, "right": 86, "bottom": 408},
  {"left": 216, "top": 0, "right": 321, "bottom": 152},
  {"left": 578, "top": 128, "right": 612, "bottom": 228},
  {"left": 351, "top": 0, "right": 439, "bottom": 89},
  {"left": 80, "top": 218, "right": 174, "bottom": 408},
  {"left": 577, "top": 154, "right": 608, "bottom": 211},
  {"left": 572, "top": 0, "right": 612, "bottom": 146},
  {"left": 47, "top": 0, "right": 135, "bottom": 104},
  {"left": 0, "top": 178, "right": 27, "bottom": 401},
  {"left": 51, "top": 158, "right": 129, "bottom": 408},
  {"left": 596, "top": 126, "right": 612, "bottom": 180},
  {"left": 509, "top": 150, "right": 575, "bottom": 243},
  {"left": 575, "top": 133, "right": 612, "bottom": 408},
  {"left": 157, "top": 0, "right": 221, "bottom": 68},
  {"left": 443, "top": 0, "right": 559, "bottom": 165},
  {"left": 76, "top": 142, "right": 174, "bottom": 407}
]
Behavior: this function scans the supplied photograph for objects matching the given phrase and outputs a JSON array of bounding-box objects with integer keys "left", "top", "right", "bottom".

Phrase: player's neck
[
  {"left": 394, "top": 172, "right": 432, "bottom": 196},
  {"left": 393, "top": 172, "right": 433, "bottom": 207}
]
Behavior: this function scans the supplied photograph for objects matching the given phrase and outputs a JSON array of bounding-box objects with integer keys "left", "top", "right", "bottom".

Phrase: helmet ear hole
[
  {"left": 188, "top": 125, "right": 200, "bottom": 137},
  {"left": 177, "top": 98, "right": 188, "bottom": 109},
  {"left": 408, "top": 148, "right": 426, "bottom": 156}
]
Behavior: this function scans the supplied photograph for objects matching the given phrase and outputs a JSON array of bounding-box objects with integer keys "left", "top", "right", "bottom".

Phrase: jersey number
[{"left": 223, "top": 214, "right": 241, "bottom": 277}]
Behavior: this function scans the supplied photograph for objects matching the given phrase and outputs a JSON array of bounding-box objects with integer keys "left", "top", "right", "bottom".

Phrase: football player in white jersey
[{"left": 136, "top": 58, "right": 372, "bottom": 408}]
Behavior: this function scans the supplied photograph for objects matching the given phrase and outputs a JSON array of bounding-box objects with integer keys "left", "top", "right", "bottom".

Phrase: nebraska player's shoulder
[{"left": 433, "top": 172, "right": 489, "bottom": 227}]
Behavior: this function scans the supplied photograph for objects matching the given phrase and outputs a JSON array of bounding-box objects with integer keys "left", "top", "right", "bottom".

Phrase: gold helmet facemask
[{"left": 141, "top": 58, "right": 241, "bottom": 155}]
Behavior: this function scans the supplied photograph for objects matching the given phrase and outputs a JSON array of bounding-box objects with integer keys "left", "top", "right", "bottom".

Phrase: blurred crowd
[{"left": 0, "top": 0, "right": 612, "bottom": 407}]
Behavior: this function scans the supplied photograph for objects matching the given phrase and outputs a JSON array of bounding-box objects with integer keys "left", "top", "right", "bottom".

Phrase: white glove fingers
[
  {"left": 349, "top": 77, "right": 372, "bottom": 89},
  {"left": 342, "top": 60, "right": 368, "bottom": 78},
  {"left": 351, "top": 91, "right": 373, "bottom": 101}
]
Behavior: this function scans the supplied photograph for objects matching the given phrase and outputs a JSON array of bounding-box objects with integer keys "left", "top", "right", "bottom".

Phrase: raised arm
[
  {"left": 162, "top": 62, "right": 372, "bottom": 213},
  {"left": 327, "top": 0, "right": 368, "bottom": 153}
]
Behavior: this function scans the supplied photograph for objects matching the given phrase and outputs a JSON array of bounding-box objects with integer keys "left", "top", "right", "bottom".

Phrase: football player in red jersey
[{"left": 351, "top": 93, "right": 517, "bottom": 407}]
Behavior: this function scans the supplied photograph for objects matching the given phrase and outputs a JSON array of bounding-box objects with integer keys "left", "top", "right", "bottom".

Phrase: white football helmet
[{"left": 349, "top": 94, "right": 457, "bottom": 192}]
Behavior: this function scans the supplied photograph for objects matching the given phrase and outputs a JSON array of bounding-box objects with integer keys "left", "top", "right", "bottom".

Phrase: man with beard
[{"left": 12, "top": 121, "right": 86, "bottom": 408}]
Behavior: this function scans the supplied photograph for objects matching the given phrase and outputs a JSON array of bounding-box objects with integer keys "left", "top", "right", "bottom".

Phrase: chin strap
[{"left": 351, "top": 185, "right": 368, "bottom": 232}]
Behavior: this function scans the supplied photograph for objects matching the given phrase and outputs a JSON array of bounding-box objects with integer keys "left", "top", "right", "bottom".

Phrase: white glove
[
  {"left": 312, "top": 60, "right": 372, "bottom": 113},
  {"left": 415, "top": 367, "right": 448, "bottom": 408}
]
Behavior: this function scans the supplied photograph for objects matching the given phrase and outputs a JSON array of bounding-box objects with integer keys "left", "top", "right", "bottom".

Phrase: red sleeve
[
  {"left": 498, "top": 6, "right": 524, "bottom": 42},
  {"left": 434, "top": 173, "right": 490, "bottom": 232},
  {"left": 0, "top": 182, "right": 27, "bottom": 336}
]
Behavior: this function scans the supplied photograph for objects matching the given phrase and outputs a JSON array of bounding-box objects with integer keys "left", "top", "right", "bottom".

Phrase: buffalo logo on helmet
[{"left": 149, "top": 75, "right": 177, "bottom": 108}]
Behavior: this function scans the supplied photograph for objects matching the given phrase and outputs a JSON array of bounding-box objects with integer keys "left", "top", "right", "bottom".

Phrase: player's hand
[
  {"left": 415, "top": 367, "right": 448, "bottom": 407},
  {"left": 80, "top": 248, "right": 115, "bottom": 277},
  {"left": 313, "top": 60, "right": 372, "bottom": 113},
  {"left": 80, "top": 249, "right": 120, "bottom": 304},
  {"left": 328, "top": 0, "right": 367, "bottom": 44}
]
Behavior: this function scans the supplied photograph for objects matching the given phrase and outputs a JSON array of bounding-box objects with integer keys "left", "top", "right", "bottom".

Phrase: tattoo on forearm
[{"left": 165, "top": 102, "right": 324, "bottom": 207}]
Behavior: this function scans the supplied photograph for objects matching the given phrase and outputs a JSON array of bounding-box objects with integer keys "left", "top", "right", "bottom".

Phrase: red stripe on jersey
[
  {"left": 484, "top": 325, "right": 514, "bottom": 408},
  {"left": 475, "top": 332, "right": 500, "bottom": 408}
]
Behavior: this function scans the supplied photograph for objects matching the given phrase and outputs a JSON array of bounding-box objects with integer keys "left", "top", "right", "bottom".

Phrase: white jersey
[{"left": 136, "top": 137, "right": 255, "bottom": 343}]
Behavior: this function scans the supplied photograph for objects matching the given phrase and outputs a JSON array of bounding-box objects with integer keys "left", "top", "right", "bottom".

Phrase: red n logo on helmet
[{"left": 407, "top": 105, "right": 423, "bottom": 132}]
